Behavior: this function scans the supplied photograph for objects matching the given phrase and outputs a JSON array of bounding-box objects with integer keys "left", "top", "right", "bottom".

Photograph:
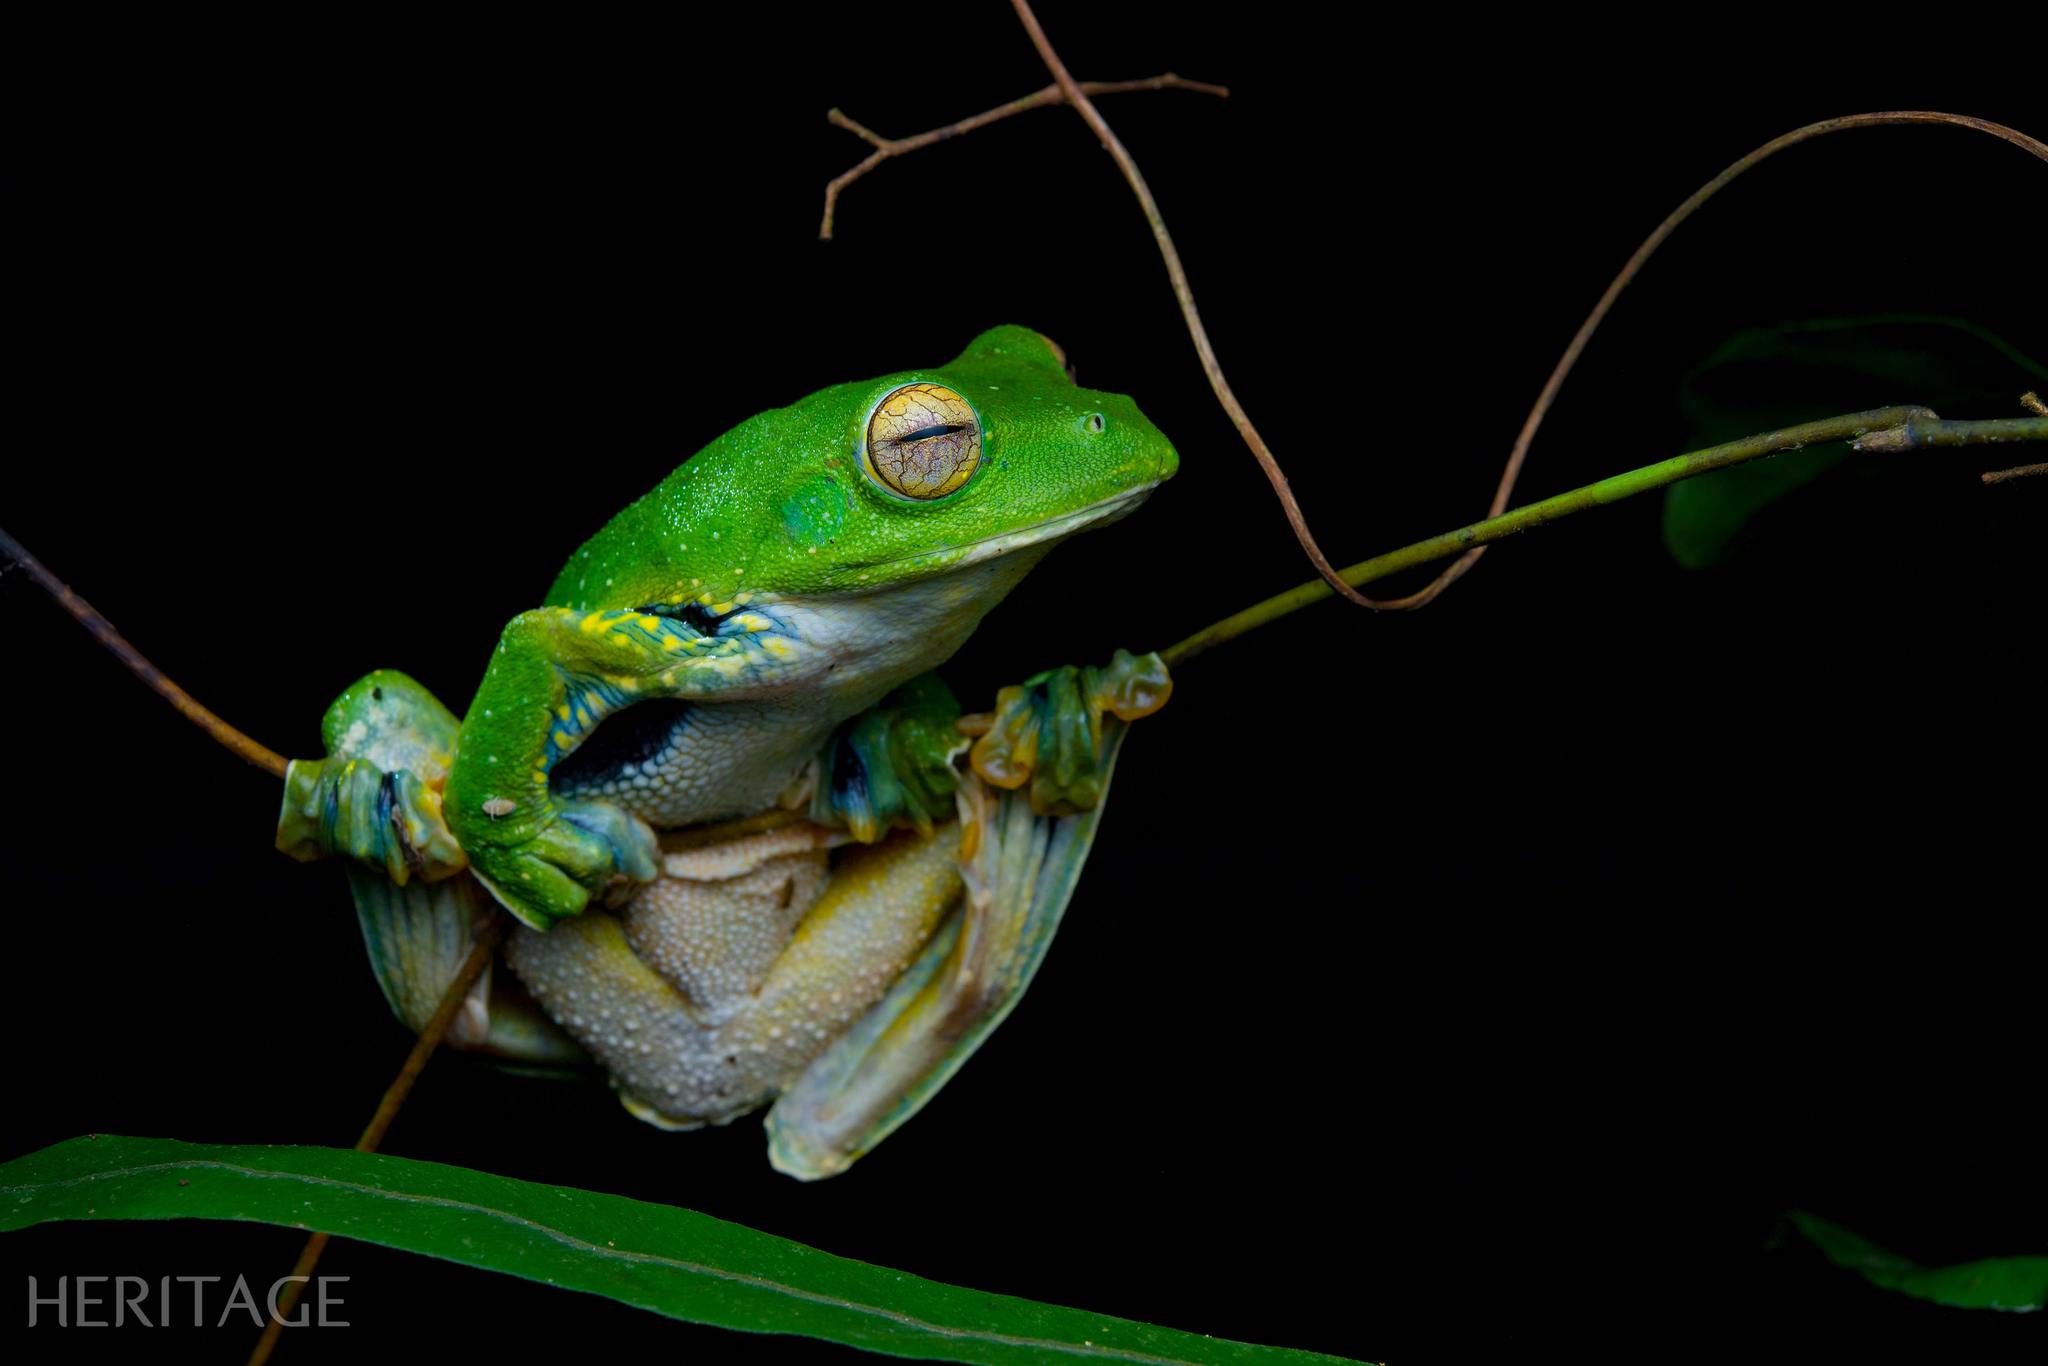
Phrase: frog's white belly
[{"left": 552, "top": 549, "right": 1048, "bottom": 829}]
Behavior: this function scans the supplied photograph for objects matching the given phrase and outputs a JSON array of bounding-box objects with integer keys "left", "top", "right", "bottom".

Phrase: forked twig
[{"left": 819, "top": 74, "right": 1227, "bottom": 239}]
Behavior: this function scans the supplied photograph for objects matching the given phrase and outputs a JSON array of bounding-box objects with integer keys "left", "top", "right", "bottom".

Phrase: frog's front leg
[{"left": 446, "top": 604, "right": 788, "bottom": 930}]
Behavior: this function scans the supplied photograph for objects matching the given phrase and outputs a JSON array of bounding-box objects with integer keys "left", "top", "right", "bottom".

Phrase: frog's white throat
[
  {"left": 857, "top": 483, "right": 1157, "bottom": 579},
  {"left": 785, "top": 482, "right": 1156, "bottom": 696}
]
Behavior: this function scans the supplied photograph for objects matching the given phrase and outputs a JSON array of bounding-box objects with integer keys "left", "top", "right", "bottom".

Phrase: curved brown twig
[
  {"left": 1007, "top": 0, "right": 1388, "bottom": 609},
  {"left": 1377, "top": 111, "right": 2048, "bottom": 610}
]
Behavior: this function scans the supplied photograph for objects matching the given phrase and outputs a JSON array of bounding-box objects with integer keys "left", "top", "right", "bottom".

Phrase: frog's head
[
  {"left": 605, "top": 326, "right": 1177, "bottom": 609},
  {"left": 814, "top": 323, "right": 1179, "bottom": 587}
]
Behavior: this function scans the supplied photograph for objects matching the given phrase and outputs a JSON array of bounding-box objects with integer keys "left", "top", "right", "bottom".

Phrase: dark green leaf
[
  {"left": 1662, "top": 315, "right": 2048, "bottom": 568},
  {"left": 0, "top": 1135, "right": 1360, "bottom": 1364},
  {"left": 1789, "top": 1210, "right": 2048, "bottom": 1312}
]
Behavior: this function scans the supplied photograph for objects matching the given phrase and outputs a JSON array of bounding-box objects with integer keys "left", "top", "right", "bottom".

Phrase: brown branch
[
  {"left": 1, "top": 527, "right": 290, "bottom": 777},
  {"left": 819, "top": 74, "right": 1226, "bottom": 240},
  {"left": 2022, "top": 391, "right": 2048, "bottom": 417},
  {"left": 247, "top": 913, "right": 505, "bottom": 1366},
  {"left": 1982, "top": 462, "right": 2048, "bottom": 485}
]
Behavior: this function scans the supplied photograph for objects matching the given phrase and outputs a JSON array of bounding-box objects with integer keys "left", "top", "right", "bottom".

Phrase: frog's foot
[
  {"left": 275, "top": 669, "right": 468, "bottom": 884},
  {"left": 810, "top": 674, "right": 968, "bottom": 842},
  {"left": 465, "top": 794, "right": 660, "bottom": 932},
  {"left": 966, "top": 648, "right": 1170, "bottom": 815}
]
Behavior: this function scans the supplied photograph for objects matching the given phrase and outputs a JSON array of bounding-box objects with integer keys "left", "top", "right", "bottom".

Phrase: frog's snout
[
  {"left": 1149, "top": 429, "right": 1180, "bottom": 483},
  {"left": 1081, "top": 389, "right": 1178, "bottom": 488}
]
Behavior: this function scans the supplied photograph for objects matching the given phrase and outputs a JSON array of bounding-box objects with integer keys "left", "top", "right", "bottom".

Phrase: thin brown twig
[
  {"left": 1982, "top": 462, "right": 2048, "bottom": 485},
  {"left": 1007, "top": 0, "right": 1386, "bottom": 610},
  {"left": 1988, "top": 394, "right": 2048, "bottom": 481},
  {"left": 819, "top": 74, "right": 1226, "bottom": 239},
  {"left": 247, "top": 913, "right": 504, "bottom": 1366},
  {"left": 0, "top": 527, "right": 289, "bottom": 777}
]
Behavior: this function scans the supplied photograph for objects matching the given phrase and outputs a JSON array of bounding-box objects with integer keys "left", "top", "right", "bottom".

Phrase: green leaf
[
  {"left": 1789, "top": 1210, "right": 2048, "bottom": 1313},
  {"left": 1662, "top": 315, "right": 2048, "bottom": 568},
  {"left": 0, "top": 1135, "right": 1360, "bottom": 1364}
]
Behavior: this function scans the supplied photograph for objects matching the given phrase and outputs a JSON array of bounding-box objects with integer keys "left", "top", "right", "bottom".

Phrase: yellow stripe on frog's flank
[
  {"left": 556, "top": 704, "right": 573, "bottom": 722},
  {"left": 579, "top": 611, "right": 610, "bottom": 635}
]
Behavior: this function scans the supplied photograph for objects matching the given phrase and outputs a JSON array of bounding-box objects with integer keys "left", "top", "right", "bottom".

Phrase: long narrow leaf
[
  {"left": 1790, "top": 1210, "right": 2048, "bottom": 1312},
  {"left": 0, "top": 1135, "right": 1360, "bottom": 1364}
]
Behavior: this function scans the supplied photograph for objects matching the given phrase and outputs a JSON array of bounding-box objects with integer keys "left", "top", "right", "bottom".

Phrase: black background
[{"left": 4, "top": 7, "right": 2044, "bottom": 1364}]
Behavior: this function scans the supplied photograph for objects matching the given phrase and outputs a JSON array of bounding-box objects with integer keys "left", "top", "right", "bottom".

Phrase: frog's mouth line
[{"left": 855, "top": 483, "right": 1160, "bottom": 576}]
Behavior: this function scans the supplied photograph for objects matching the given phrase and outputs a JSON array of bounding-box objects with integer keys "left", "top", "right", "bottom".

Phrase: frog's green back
[{"left": 541, "top": 326, "right": 1177, "bottom": 615}]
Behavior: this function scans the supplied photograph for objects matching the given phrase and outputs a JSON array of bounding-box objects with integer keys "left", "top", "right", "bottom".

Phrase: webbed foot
[
  {"left": 968, "top": 648, "right": 1171, "bottom": 814},
  {"left": 464, "top": 794, "right": 660, "bottom": 932},
  {"left": 276, "top": 669, "right": 467, "bottom": 884}
]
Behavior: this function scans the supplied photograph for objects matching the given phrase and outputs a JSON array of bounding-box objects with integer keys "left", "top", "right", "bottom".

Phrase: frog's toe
[
  {"left": 277, "top": 757, "right": 467, "bottom": 884},
  {"left": 968, "top": 648, "right": 1171, "bottom": 816},
  {"left": 556, "top": 796, "right": 661, "bottom": 897},
  {"left": 472, "top": 799, "right": 659, "bottom": 930}
]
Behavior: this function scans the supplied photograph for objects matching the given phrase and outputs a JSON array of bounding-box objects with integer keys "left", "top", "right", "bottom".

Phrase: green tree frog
[{"left": 275, "top": 326, "right": 1177, "bottom": 1178}]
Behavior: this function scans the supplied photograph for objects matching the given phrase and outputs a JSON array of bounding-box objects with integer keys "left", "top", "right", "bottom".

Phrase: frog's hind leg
[
  {"left": 621, "top": 823, "right": 839, "bottom": 1022},
  {"left": 765, "top": 723, "right": 1132, "bottom": 1180},
  {"left": 505, "top": 823, "right": 963, "bottom": 1130},
  {"left": 344, "top": 863, "right": 587, "bottom": 1066}
]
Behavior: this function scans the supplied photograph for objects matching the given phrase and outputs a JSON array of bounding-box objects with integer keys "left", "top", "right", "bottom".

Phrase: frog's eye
[{"left": 863, "top": 383, "right": 981, "bottom": 500}]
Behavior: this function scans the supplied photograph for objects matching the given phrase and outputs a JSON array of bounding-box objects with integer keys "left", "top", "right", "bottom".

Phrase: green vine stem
[{"left": 1160, "top": 406, "right": 2048, "bottom": 666}]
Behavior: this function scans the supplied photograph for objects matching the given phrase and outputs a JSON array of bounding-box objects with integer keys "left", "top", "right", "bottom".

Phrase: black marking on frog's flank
[
  {"left": 552, "top": 697, "right": 697, "bottom": 791},
  {"left": 826, "top": 730, "right": 869, "bottom": 807},
  {"left": 639, "top": 600, "right": 738, "bottom": 636}
]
